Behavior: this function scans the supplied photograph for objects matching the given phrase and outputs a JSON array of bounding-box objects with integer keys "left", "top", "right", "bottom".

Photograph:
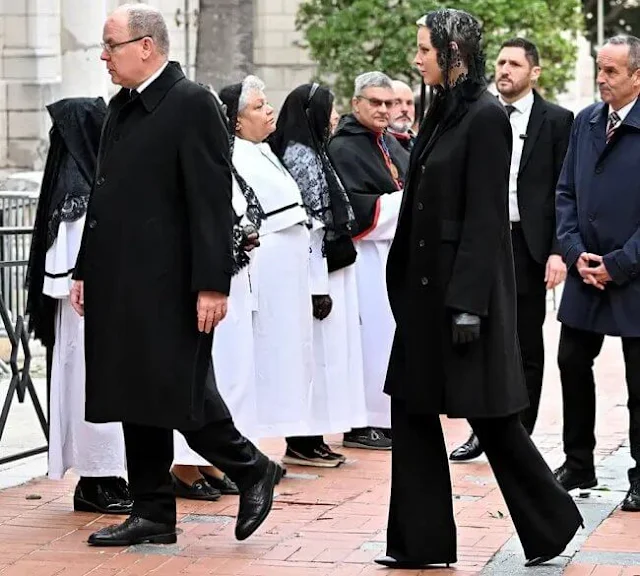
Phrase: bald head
[
  {"left": 101, "top": 3, "right": 170, "bottom": 89},
  {"left": 389, "top": 80, "right": 415, "bottom": 133}
]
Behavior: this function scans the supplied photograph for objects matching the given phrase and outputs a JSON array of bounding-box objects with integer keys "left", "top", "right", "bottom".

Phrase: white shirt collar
[
  {"left": 499, "top": 90, "right": 534, "bottom": 115},
  {"left": 611, "top": 98, "right": 638, "bottom": 123},
  {"left": 134, "top": 61, "right": 169, "bottom": 94}
]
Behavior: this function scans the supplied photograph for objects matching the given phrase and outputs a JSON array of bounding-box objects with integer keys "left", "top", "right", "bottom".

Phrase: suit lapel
[{"left": 518, "top": 92, "right": 545, "bottom": 174}]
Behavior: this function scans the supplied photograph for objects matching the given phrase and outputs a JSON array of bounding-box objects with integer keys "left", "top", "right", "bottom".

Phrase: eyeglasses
[
  {"left": 357, "top": 96, "right": 396, "bottom": 109},
  {"left": 100, "top": 35, "right": 149, "bottom": 54}
]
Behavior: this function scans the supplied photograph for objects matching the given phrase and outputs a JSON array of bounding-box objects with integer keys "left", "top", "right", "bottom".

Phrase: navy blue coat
[{"left": 556, "top": 98, "right": 640, "bottom": 336}]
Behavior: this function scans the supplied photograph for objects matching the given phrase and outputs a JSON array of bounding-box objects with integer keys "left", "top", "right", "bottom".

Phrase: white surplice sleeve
[{"left": 356, "top": 190, "right": 403, "bottom": 242}]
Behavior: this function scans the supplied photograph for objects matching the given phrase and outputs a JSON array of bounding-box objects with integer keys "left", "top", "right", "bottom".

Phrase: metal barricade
[{"left": 0, "top": 191, "right": 49, "bottom": 465}]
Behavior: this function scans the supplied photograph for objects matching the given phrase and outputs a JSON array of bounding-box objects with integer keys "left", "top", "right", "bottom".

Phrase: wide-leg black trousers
[{"left": 386, "top": 399, "right": 583, "bottom": 563}]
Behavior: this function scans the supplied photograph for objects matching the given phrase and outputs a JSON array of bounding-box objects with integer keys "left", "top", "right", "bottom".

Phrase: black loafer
[
  {"left": 449, "top": 433, "right": 483, "bottom": 461},
  {"left": 375, "top": 556, "right": 451, "bottom": 569},
  {"left": 553, "top": 464, "right": 598, "bottom": 492},
  {"left": 235, "top": 460, "right": 282, "bottom": 541},
  {"left": 200, "top": 472, "right": 240, "bottom": 495},
  {"left": 171, "top": 472, "right": 221, "bottom": 501},
  {"left": 87, "top": 515, "right": 177, "bottom": 546},
  {"left": 73, "top": 478, "right": 133, "bottom": 515}
]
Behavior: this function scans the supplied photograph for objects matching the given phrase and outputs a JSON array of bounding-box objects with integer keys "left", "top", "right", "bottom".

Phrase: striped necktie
[{"left": 606, "top": 111, "right": 621, "bottom": 142}]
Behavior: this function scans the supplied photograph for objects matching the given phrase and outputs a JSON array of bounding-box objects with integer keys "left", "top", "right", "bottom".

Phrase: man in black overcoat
[
  {"left": 450, "top": 38, "right": 574, "bottom": 461},
  {"left": 70, "top": 3, "right": 280, "bottom": 547},
  {"left": 376, "top": 9, "right": 582, "bottom": 570}
]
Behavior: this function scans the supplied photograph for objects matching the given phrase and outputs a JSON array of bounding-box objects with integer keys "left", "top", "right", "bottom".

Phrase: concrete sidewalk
[{"left": 0, "top": 316, "right": 637, "bottom": 576}]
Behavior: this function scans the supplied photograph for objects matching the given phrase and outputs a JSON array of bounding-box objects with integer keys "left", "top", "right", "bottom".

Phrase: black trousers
[
  {"left": 387, "top": 399, "right": 582, "bottom": 562},
  {"left": 123, "top": 418, "right": 268, "bottom": 525},
  {"left": 511, "top": 224, "right": 547, "bottom": 434},
  {"left": 558, "top": 324, "right": 640, "bottom": 482}
]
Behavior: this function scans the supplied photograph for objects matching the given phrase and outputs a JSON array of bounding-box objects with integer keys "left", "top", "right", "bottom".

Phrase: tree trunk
[{"left": 195, "top": 0, "right": 254, "bottom": 91}]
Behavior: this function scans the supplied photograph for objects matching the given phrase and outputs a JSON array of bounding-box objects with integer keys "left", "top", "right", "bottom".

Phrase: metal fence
[{"left": 0, "top": 191, "right": 48, "bottom": 465}]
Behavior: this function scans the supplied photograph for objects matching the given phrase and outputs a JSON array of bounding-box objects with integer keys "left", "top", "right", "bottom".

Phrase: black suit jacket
[{"left": 515, "top": 90, "right": 573, "bottom": 264}]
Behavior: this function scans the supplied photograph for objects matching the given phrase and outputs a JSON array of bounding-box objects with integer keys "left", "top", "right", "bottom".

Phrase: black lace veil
[{"left": 416, "top": 9, "right": 486, "bottom": 122}]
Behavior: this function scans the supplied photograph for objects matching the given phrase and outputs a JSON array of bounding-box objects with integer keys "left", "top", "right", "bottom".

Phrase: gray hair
[
  {"left": 238, "top": 75, "right": 266, "bottom": 113},
  {"left": 606, "top": 35, "right": 640, "bottom": 73},
  {"left": 120, "top": 3, "right": 170, "bottom": 56},
  {"left": 353, "top": 71, "right": 393, "bottom": 98}
]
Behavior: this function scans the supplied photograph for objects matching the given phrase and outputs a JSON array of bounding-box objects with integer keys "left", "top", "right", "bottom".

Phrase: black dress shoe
[
  {"left": 200, "top": 471, "right": 240, "bottom": 495},
  {"left": 171, "top": 472, "right": 221, "bottom": 501},
  {"left": 375, "top": 556, "right": 451, "bottom": 569},
  {"left": 87, "top": 515, "right": 177, "bottom": 546},
  {"left": 449, "top": 433, "right": 483, "bottom": 461},
  {"left": 621, "top": 479, "right": 640, "bottom": 511},
  {"left": 553, "top": 464, "right": 598, "bottom": 492},
  {"left": 235, "top": 460, "right": 282, "bottom": 541},
  {"left": 73, "top": 477, "right": 133, "bottom": 515}
]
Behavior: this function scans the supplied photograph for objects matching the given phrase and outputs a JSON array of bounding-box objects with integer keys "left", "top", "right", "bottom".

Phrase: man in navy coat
[{"left": 555, "top": 34, "right": 640, "bottom": 512}]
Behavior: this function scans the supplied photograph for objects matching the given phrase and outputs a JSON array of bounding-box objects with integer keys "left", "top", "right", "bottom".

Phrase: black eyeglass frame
[{"left": 101, "top": 35, "right": 150, "bottom": 53}]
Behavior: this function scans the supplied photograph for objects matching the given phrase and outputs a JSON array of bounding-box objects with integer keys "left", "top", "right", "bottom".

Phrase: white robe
[
  {"left": 306, "top": 225, "right": 367, "bottom": 434},
  {"left": 233, "top": 138, "right": 314, "bottom": 438},
  {"left": 354, "top": 191, "right": 403, "bottom": 428},
  {"left": 45, "top": 215, "right": 126, "bottom": 479}
]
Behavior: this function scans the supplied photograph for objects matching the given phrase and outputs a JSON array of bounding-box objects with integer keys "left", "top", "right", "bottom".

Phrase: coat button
[
  {"left": 421, "top": 276, "right": 429, "bottom": 286},
  {"left": 96, "top": 176, "right": 105, "bottom": 186},
  {"left": 417, "top": 202, "right": 424, "bottom": 211},
  {"left": 594, "top": 166, "right": 603, "bottom": 174},
  {"left": 418, "top": 239, "right": 426, "bottom": 248},
  {"left": 588, "top": 213, "right": 595, "bottom": 222},
  {"left": 88, "top": 218, "right": 97, "bottom": 229},
  {"left": 420, "top": 165, "right": 425, "bottom": 174}
]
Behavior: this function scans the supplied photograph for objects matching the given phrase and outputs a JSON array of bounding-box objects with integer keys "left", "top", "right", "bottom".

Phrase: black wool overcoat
[
  {"left": 74, "top": 62, "right": 235, "bottom": 430},
  {"left": 384, "top": 81, "right": 529, "bottom": 418}
]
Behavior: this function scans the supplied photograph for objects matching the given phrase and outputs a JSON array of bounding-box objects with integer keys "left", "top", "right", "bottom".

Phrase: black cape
[{"left": 327, "top": 114, "right": 409, "bottom": 237}]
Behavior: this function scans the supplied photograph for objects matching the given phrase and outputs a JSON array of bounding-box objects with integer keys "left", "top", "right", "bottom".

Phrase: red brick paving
[{"left": 0, "top": 316, "right": 638, "bottom": 575}]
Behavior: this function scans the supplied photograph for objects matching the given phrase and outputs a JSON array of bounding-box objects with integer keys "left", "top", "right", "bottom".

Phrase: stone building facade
[{"left": 0, "top": 0, "right": 592, "bottom": 169}]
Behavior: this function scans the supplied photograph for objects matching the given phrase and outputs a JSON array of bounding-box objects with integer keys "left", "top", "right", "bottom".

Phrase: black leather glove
[
  {"left": 312, "top": 295, "right": 333, "bottom": 320},
  {"left": 239, "top": 223, "right": 260, "bottom": 252},
  {"left": 452, "top": 312, "right": 481, "bottom": 345}
]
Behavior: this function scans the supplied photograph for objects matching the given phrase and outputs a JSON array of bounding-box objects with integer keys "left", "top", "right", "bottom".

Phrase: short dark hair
[{"left": 500, "top": 38, "right": 540, "bottom": 67}]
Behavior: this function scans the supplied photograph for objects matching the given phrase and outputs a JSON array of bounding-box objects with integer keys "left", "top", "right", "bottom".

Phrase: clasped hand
[
  {"left": 576, "top": 252, "right": 611, "bottom": 290},
  {"left": 240, "top": 223, "right": 260, "bottom": 252}
]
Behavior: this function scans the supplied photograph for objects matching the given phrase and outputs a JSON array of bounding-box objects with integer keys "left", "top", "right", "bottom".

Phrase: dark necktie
[
  {"left": 505, "top": 104, "right": 516, "bottom": 117},
  {"left": 129, "top": 89, "right": 138, "bottom": 100},
  {"left": 606, "top": 111, "right": 621, "bottom": 142}
]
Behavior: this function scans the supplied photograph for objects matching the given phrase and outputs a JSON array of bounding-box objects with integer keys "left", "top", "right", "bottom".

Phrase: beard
[
  {"left": 497, "top": 78, "right": 530, "bottom": 99},
  {"left": 389, "top": 118, "right": 413, "bottom": 133}
]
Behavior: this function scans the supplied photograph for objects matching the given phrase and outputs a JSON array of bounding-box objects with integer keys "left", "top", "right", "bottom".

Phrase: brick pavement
[{"left": 0, "top": 316, "right": 638, "bottom": 575}]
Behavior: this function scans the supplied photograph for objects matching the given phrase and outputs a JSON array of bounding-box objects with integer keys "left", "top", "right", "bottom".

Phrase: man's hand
[
  {"left": 545, "top": 255, "right": 567, "bottom": 290},
  {"left": 197, "top": 291, "right": 228, "bottom": 333},
  {"left": 70, "top": 281, "right": 84, "bottom": 316},
  {"left": 577, "top": 252, "right": 610, "bottom": 290}
]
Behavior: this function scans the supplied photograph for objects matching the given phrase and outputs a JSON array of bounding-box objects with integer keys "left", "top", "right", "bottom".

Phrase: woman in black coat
[{"left": 377, "top": 9, "right": 582, "bottom": 569}]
